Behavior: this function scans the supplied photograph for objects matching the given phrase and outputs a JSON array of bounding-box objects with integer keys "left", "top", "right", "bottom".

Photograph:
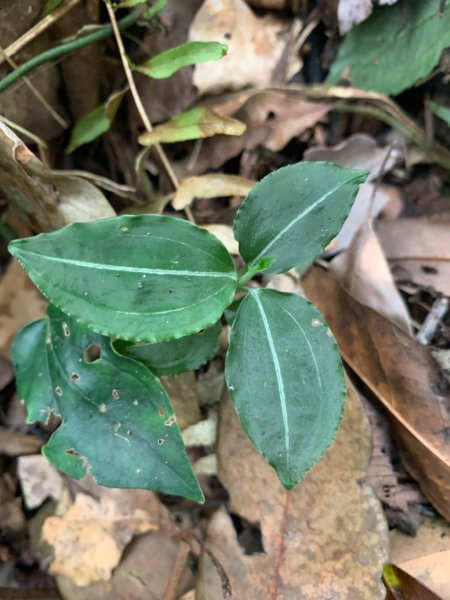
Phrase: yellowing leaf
[
  {"left": 138, "top": 107, "right": 246, "bottom": 146},
  {"left": 172, "top": 174, "right": 255, "bottom": 210}
]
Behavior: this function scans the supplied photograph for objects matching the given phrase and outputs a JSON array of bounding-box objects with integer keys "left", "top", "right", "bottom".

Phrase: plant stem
[
  {"left": 0, "top": 9, "right": 141, "bottom": 95},
  {"left": 104, "top": 2, "right": 193, "bottom": 222}
]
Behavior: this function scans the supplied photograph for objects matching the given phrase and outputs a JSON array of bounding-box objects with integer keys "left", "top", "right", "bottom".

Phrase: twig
[
  {"left": 0, "top": 47, "right": 68, "bottom": 129},
  {"left": 416, "top": 297, "right": 449, "bottom": 345},
  {"left": 0, "top": 115, "right": 49, "bottom": 164},
  {"left": 0, "top": 9, "right": 142, "bottom": 95},
  {"left": 162, "top": 541, "right": 190, "bottom": 600},
  {"left": 0, "top": 0, "right": 83, "bottom": 67},
  {"left": 105, "top": 2, "right": 195, "bottom": 222}
]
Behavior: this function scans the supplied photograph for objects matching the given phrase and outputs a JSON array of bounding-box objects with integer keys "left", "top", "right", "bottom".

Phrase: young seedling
[{"left": 9, "top": 161, "right": 368, "bottom": 502}]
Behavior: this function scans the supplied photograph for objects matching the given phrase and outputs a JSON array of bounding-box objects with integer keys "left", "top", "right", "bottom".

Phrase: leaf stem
[
  {"left": 104, "top": 2, "right": 194, "bottom": 222},
  {"left": 0, "top": 9, "right": 141, "bottom": 95}
]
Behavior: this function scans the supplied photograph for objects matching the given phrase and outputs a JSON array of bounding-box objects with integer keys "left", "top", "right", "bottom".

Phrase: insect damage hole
[
  {"left": 84, "top": 344, "right": 101, "bottom": 363},
  {"left": 62, "top": 322, "right": 70, "bottom": 337}
]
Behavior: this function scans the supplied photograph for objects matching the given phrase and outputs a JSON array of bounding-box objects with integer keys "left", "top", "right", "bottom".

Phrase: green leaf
[
  {"left": 135, "top": 41, "right": 227, "bottom": 80},
  {"left": 138, "top": 107, "right": 246, "bottom": 146},
  {"left": 234, "top": 162, "right": 368, "bottom": 275},
  {"left": 66, "top": 89, "right": 126, "bottom": 154},
  {"left": 327, "top": 0, "right": 450, "bottom": 95},
  {"left": 114, "top": 320, "right": 222, "bottom": 376},
  {"left": 12, "top": 305, "right": 204, "bottom": 502},
  {"left": 429, "top": 100, "right": 450, "bottom": 127},
  {"left": 225, "top": 288, "right": 345, "bottom": 489},
  {"left": 9, "top": 214, "right": 237, "bottom": 343}
]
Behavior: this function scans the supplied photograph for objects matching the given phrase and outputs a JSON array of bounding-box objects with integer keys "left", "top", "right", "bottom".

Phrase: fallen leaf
[
  {"left": 0, "top": 474, "right": 25, "bottom": 533},
  {"left": 162, "top": 372, "right": 202, "bottom": 429},
  {"left": 383, "top": 563, "right": 442, "bottom": 600},
  {"left": 0, "top": 428, "right": 41, "bottom": 457},
  {"left": 304, "top": 134, "right": 399, "bottom": 178},
  {"left": 138, "top": 107, "right": 246, "bottom": 146},
  {"left": 172, "top": 174, "right": 255, "bottom": 210},
  {"left": 377, "top": 217, "right": 450, "bottom": 296},
  {"left": 0, "top": 355, "right": 13, "bottom": 391},
  {"left": 18, "top": 455, "right": 63, "bottom": 509},
  {"left": 187, "top": 91, "right": 332, "bottom": 173},
  {"left": 337, "top": 0, "right": 398, "bottom": 34},
  {"left": 303, "top": 266, "right": 450, "bottom": 521},
  {"left": 0, "top": 122, "right": 114, "bottom": 232},
  {"left": 189, "top": 0, "right": 301, "bottom": 94},
  {"left": 201, "top": 224, "right": 239, "bottom": 255},
  {"left": 182, "top": 413, "right": 217, "bottom": 447},
  {"left": 0, "top": 260, "right": 47, "bottom": 358},
  {"left": 390, "top": 516, "right": 450, "bottom": 600},
  {"left": 41, "top": 492, "right": 158, "bottom": 586},
  {"left": 330, "top": 220, "right": 412, "bottom": 334},
  {"left": 197, "top": 381, "right": 388, "bottom": 598}
]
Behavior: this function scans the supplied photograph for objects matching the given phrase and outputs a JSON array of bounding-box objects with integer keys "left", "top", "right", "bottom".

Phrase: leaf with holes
[
  {"left": 225, "top": 288, "right": 345, "bottom": 488},
  {"left": 8, "top": 215, "right": 237, "bottom": 343},
  {"left": 114, "top": 320, "right": 222, "bottom": 376},
  {"left": 234, "top": 162, "right": 368, "bottom": 275},
  {"left": 134, "top": 41, "right": 228, "bottom": 80},
  {"left": 11, "top": 305, "right": 203, "bottom": 502}
]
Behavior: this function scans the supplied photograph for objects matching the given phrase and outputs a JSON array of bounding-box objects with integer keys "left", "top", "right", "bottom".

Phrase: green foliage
[
  {"left": 9, "top": 215, "right": 237, "bottom": 343},
  {"left": 66, "top": 89, "right": 126, "bottom": 154},
  {"left": 225, "top": 289, "right": 345, "bottom": 488},
  {"left": 135, "top": 41, "right": 228, "bottom": 79},
  {"left": 114, "top": 321, "right": 222, "bottom": 376},
  {"left": 327, "top": 0, "right": 450, "bottom": 95},
  {"left": 10, "top": 161, "right": 368, "bottom": 501},
  {"left": 12, "top": 305, "right": 203, "bottom": 501},
  {"left": 43, "top": 0, "right": 64, "bottom": 15},
  {"left": 234, "top": 162, "right": 368, "bottom": 274}
]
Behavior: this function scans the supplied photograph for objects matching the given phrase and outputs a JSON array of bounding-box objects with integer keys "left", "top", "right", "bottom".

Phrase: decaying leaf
[
  {"left": 189, "top": 0, "right": 301, "bottom": 94},
  {"left": 330, "top": 220, "right": 412, "bottom": 334},
  {"left": 0, "top": 428, "right": 41, "bottom": 457},
  {"left": 390, "top": 516, "right": 450, "bottom": 600},
  {"left": 138, "top": 107, "right": 246, "bottom": 146},
  {"left": 41, "top": 492, "right": 158, "bottom": 586},
  {"left": 18, "top": 455, "right": 63, "bottom": 510},
  {"left": 197, "top": 382, "right": 388, "bottom": 598},
  {"left": 377, "top": 217, "right": 450, "bottom": 296},
  {"left": 0, "top": 123, "right": 114, "bottom": 232},
  {"left": 383, "top": 563, "right": 442, "bottom": 600},
  {"left": 303, "top": 266, "right": 450, "bottom": 521},
  {"left": 188, "top": 91, "right": 332, "bottom": 172},
  {"left": 172, "top": 174, "right": 255, "bottom": 210},
  {"left": 0, "top": 260, "right": 47, "bottom": 358}
]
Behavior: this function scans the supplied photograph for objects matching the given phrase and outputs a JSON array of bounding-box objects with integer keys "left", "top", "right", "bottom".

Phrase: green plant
[{"left": 9, "top": 162, "right": 368, "bottom": 502}]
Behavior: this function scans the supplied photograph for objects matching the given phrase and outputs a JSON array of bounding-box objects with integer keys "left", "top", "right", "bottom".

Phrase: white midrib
[
  {"left": 249, "top": 179, "right": 349, "bottom": 266},
  {"left": 19, "top": 251, "right": 236, "bottom": 279},
  {"left": 251, "top": 291, "right": 289, "bottom": 460}
]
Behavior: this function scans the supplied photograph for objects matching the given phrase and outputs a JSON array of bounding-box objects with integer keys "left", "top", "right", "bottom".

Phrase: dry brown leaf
[
  {"left": 364, "top": 400, "right": 426, "bottom": 514},
  {"left": 42, "top": 492, "right": 158, "bottom": 586},
  {"left": 0, "top": 427, "right": 41, "bottom": 457},
  {"left": 201, "top": 224, "right": 239, "bottom": 255},
  {"left": 172, "top": 174, "right": 255, "bottom": 210},
  {"left": 0, "top": 122, "right": 114, "bottom": 232},
  {"left": 330, "top": 220, "right": 412, "bottom": 334},
  {"left": 0, "top": 260, "right": 47, "bottom": 358},
  {"left": 187, "top": 91, "right": 332, "bottom": 173},
  {"left": 197, "top": 382, "right": 388, "bottom": 598},
  {"left": 337, "top": 0, "right": 398, "bottom": 34},
  {"left": 390, "top": 516, "right": 450, "bottom": 599},
  {"left": 377, "top": 217, "right": 450, "bottom": 296},
  {"left": 383, "top": 563, "right": 443, "bottom": 600},
  {"left": 304, "top": 133, "right": 399, "bottom": 178},
  {"left": 303, "top": 266, "right": 450, "bottom": 521},
  {"left": 0, "top": 474, "right": 25, "bottom": 533},
  {"left": 189, "top": 0, "right": 301, "bottom": 94},
  {"left": 162, "top": 373, "right": 202, "bottom": 429}
]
